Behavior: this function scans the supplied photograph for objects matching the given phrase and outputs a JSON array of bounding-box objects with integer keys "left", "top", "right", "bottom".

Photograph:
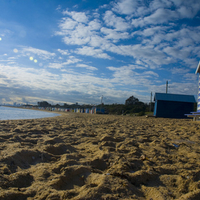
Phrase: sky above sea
[{"left": 0, "top": 0, "right": 200, "bottom": 105}]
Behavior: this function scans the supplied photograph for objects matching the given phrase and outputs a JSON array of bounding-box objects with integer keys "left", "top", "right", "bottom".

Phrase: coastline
[
  {"left": 0, "top": 113, "right": 199, "bottom": 199},
  {"left": 0, "top": 106, "right": 61, "bottom": 121}
]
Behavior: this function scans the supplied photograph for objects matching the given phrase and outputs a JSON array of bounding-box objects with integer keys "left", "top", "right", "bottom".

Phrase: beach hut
[
  {"left": 85, "top": 109, "right": 89, "bottom": 113},
  {"left": 96, "top": 107, "right": 105, "bottom": 114},
  {"left": 154, "top": 93, "right": 196, "bottom": 118},
  {"left": 185, "top": 62, "right": 200, "bottom": 120}
]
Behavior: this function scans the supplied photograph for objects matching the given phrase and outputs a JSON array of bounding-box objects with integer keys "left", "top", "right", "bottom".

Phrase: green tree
[{"left": 37, "top": 101, "right": 51, "bottom": 107}]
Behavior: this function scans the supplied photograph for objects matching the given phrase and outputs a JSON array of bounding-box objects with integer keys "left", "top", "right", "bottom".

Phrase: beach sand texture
[{"left": 0, "top": 113, "right": 200, "bottom": 200}]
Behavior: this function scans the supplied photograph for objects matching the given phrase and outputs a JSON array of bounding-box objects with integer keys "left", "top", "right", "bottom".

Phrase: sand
[{"left": 0, "top": 113, "right": 200, "bottom": 200}]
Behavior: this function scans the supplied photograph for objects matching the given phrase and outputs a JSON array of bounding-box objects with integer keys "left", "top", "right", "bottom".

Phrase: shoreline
[
  {"left": 0, "top": 106, "right": 61, "bottom": 121},
  {"left": 0, "top": 113, "right": 199, "bottom": 199}
]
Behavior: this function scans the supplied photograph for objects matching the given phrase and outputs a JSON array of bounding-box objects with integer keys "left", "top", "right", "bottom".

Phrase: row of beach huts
[{"left": 23, "top": 106, "right": 105, "bottom": 114}]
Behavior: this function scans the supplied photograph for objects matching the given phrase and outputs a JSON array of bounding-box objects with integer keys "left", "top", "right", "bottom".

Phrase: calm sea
[{"left": 0, "top": 106, "right": 60, "bottom": 120}]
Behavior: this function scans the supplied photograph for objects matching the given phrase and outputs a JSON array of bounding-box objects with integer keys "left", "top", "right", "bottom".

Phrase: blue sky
[{"left": 0, "top": 0, "right": 200, "bottom": 105}]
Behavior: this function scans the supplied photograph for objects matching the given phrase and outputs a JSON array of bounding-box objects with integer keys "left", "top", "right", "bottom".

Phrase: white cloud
[
  {"left": 65, "top": 56, "right": 82, "bottom": 65},
  {"left": 57, "top": 10, "right": 130, "bottom": 49},
  {"left": 0, "top": 64, "right": 111, "bottom": 97},
  {"left": 22, "top": 47, "right": 55, "bottom": 60},
  {"left": 177, "top": 2, "right": 200, "bottom": 18},
  {"left": 63, "top": 10, "right": 88, "bottom": 23},
  {"left": 167, "top": 82, "right": 197, "bottom": 95},
  {"left": 163, "top": 46, "right": 192, "bottom": 61},
  {"left": 89, "top": 35, "right": 107, "bottom": 47},
  {"left": 132, "top": 25, "right": 200, "bottom": 68},
  {"left": 150, "top": 0, "right": 173, "bottom": 11},
  {"left": 88, "top": 20, "right": 102, "bottom": 30},
  {"left": 107, "top": 65, "right": 159, "bottom": 87},
  {"left": 76, "top": 64, "right": 98, "bottom": 71},
  {"left": 103, "top": 11, "right": 130, "bottom": 31},
  {"left": 184, "top": 58, "right": 199, "bottom": 69},
  {"left": 149, "top": 81, "right": 197, "bottom": 98},
  {"left": 56, "top": 5, "right": 200, "bottom": 70},
  {"left": 112, "top": 0, "right": 139, "bottom": 15},
  {"left": 103, "top": 43, "right": 172, "bottom": 67},
  {"left": 101, "top": 27, "right": 130, "bottom": 42},
  {"left": 131, "top": 0, "right": 200, "bottom": 27},
  {"left": 170, "top": 67, "right": 190, "bottom": 75},
  {"left": 63, "top": 35, "right": 90, "bottom": 45},
  {"left": 58, "top": 18, "right": 78, "bottom": 31},
  {"left": 178, "top": 6, "right": 193, "bottom": 18},
  {"left": 0, "top": 65, "right": 60, "bottom": 91},
  {"left": 52, "top": 0, "right": 200, "bottom": 102},
  {"left": 56, "top": 5, "right": 61, "bottom": 11},
  {"left": 183, "top": 73, "right": 198, "bottom": 81},
  {"left": 75, "top": 46, "right": 112, "bottom": 60},
  {"left": 57, "top": 49, "right": 69, "bottom": 55},
  {"left": 132, "top": 8, "right": 178, "bottom": 27},
  {"left": 135, "top": 61, "right": 147, "bottom": 68},
  {"left": 47, "top": 56, "right": 82, "bottom": 69},
  {"left": 1, "top": 61, "right": 155, "bottom": 104},
  {"left": 48, "top": 63, "right": 64, "bottom": 69},
  {"left": 59, "top": 21, "right": 96, "bottom": 45},
  {"left": 2, "top": 0, "right": 200, "bottom": 105},
  {"left": 138, "top": 26, "right": 168, "bottom": 37},
  {"left": 143, "top": 71, "right": 159, "bottom": 77}
]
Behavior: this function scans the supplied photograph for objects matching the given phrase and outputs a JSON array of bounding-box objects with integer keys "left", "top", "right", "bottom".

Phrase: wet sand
[{"left": 0, "top": 113, "right": 200, "bottom": 200}]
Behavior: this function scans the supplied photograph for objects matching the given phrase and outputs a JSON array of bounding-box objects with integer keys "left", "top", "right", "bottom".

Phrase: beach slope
[{"left": 0, "top": 113, "right": 200, "bottom": 199}]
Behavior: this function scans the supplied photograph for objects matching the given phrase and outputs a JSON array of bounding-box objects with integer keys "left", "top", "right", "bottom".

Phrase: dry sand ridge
[{"left": 0, "top": 113, "right": 200, "bottom": 199}]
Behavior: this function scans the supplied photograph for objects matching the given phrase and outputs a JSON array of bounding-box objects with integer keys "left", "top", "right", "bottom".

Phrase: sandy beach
[{"left": 0, "top": 113, "right": 200, "bottom": 200}]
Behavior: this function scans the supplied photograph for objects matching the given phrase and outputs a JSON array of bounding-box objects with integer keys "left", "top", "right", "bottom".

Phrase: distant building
[{"left": 154, "top": 93, "right": 196, "bottom": 118}]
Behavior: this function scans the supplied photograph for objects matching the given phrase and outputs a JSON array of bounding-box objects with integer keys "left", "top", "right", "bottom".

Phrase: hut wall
[{"left": 155, "top": 100, "right": 194, "bottom": 118}]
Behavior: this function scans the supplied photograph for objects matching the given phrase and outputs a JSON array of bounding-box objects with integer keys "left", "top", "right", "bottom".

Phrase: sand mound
[{"left": 0, "top": 113, "right": 200, "bottom": 199}]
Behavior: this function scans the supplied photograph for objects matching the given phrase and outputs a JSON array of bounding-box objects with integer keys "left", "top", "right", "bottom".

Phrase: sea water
[{"left": 0, "top": 106, "right": 60, "bottom": 120}]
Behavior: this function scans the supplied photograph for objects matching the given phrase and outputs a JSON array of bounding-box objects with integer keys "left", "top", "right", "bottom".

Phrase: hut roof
[{"left": 154, "top": 93, "right": 196, "bottom": 103}]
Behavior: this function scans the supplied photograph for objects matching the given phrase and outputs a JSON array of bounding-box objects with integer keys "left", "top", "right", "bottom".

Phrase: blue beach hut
[
  {"left": 96, "top": 107, "right": 105, "bottom": 114},
  {"left": 154, "top": 93, "right": 196, "bottom": 118}
]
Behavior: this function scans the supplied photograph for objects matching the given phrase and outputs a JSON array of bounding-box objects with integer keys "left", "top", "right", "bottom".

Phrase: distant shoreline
[{"left": 0, "top": 106, "right": 61, "bottom": 120}]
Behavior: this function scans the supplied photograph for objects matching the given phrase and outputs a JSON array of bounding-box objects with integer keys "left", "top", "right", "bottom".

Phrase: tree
[
  {"left": 125, "top": 96, "right": 139, "bottom": 105},
  {"left": 37, "top": 101, "right": 51, "bottom": 107},
  {"left": 63, "top": 103, "right": 69, "bottom": 108}
]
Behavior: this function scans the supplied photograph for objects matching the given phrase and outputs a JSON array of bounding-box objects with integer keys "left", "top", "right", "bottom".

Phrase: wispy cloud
[
  {"left": 74, "top": 46, "right": 112, "bottom": 59},
  {"left": 1, "top": 0, "right": 200, "bottom": 105},
  {"left": 22, "top": 47, "right": 55, "bottom": 60},
  {"left": 76, "top": 64, "right": 98, "bottom": 71},
  {"left": 112, "top": 0, "right": 140, "bottom": 15},
  {"left": 56, "top": 1, "right": 200, "bottom": 70},
  {"left": 57, "top": 49, "right": 69, "bottom": 55},
  {"left": 103, "top": 11, "right": 130, "bottom": 31},
  {"left": 63, "top": 10, "right": 89, "bottom": 23}
]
